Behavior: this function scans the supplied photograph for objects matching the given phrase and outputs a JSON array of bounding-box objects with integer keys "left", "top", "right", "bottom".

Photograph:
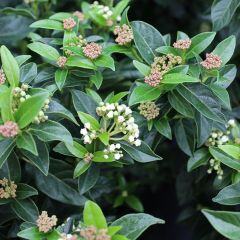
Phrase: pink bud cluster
[
  {"left": 144, "top": 54, "right": 182, "bottom": 87},
  {"left": 63, "top": 17, "right": 76, "bottom": 30},
  {"left": 80, "top": 226, "right": 111, "bottom": 240},
  {"left": 200, "top": 53, "right": 222, "bottom": 69},
  {"left": 0, "top": 69, "right": 6, "bottom": 85},
  {"left": 173, "top": 38, "right": 192, "bottom": 50},
  {"left": 0, "top": 178, "right": 17, "bottom": 199},
  {"left": 36, "top": 211, "right": 57, "bottom": 233},
  {"left": 57, "top": 56, "right": 67, "bottom": 68},
  {"left": 0, "top": 121, "right": 19, "bottom": 138},
  {"left": 83, "top": 43, "right": 102, "bottom": 60},
  {"left": 114, "top": 24, "right": 134, "bottom": 45},
  {"left": 73, "top": 11, "right": 85, "bottom": 21}
]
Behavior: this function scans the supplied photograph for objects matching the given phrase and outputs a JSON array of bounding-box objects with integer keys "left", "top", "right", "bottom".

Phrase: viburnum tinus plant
[{"left": 0, "top": 0, "right": 240, "bottom": 239}]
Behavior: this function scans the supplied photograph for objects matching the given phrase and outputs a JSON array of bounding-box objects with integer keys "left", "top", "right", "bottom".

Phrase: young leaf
[
  {"left": 129, "top": 85, "right": 161, "bottom": 106},
  {"left": 186, "top": 32, "right": 216, "bottom": 59},
  {"left": 16, "top": 132, "right": 38, "bottom": 156},
  {"left": 0, "top": 139, "right": 15, "bottom": 168},
  {"left": 55, "top": 69, "right": 68, "bottom": 90},
  {"left": 98, "top": 132, "right": 110, "bottom": 145},
  {"left": 94, "top": 55, "right": 115, "bottom": 71},
  {"left": 66, "top": 56, "right": 96, "bottom": 70},
  {"left": 218, "top": 144, "right": 240, "bottom": 159},
  {"left": 132, "top": 60, "right": 150, "bottom": 76},
  {"left": 90, "top": 71, "right": 103, "bottom": 89},
  {"left": 78, "top": 111, "right": 100, "bottom": 130},
  {"left": 14, "top": 90, "right": 49, "bottom": 129},
  {"left": 161, "top": 73, "right": 199, "bottom": 84},
  {"left": 1, "top": 45, "right": 20, "bottom": 87},
  {"left": 74, "top": 160, "right": 91, "bottom": 178},
  {"left": 30, "top": 19, "right": 64, "bottom": 30},
  {"left": 83, "top": 200, "right": 107, "bottom": 229},
  {"left": 125, "top": 195, "right": 144, "bottom": 212},
  {"left": 212, "top": 36, "right": 236, "bottom": 65},
  {"left": 28, "top": 42, "right": 60, "bottom": 61},
  {"left": 65, "top": 141, "right": 88, "bottom": 158}
]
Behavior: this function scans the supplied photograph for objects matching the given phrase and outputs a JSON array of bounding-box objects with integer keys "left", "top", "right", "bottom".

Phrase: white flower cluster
[
  {"left": 13, "top": 84, "right": 31, "bottom": 110},
  {"left": 80, "top": 122, "right": 97, "bottom": 144},
  {"left": 205, "top": 119, "right": 236, "bottom": 147},
  {"left": 91, "top": 1, "right": 121, "bottom": 21},
  {"left": 96, "top": 102, "right": 141, "bottom": 147},
  {"left": 207, "top": 158, "right": 223, "bottom": 180},
  {"left": 103, "top": 143, "right": 123, "bottom": 160}
]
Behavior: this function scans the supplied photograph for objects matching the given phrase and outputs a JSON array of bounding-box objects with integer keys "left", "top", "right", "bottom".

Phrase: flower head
[
  {"left": 37, "top": 211, "right": 57, "bottom": 233},
  {"left": 200, "top": 53, "right": 222, "bottom": 70},
  {"left": 63, "top": 17, "right": 76, "bottom": 30},
  {"left": 57, "top": 56, "right": 67, "bottom": 68},
  {"left": 73, "top": 11, "right": 85, "bottom": 21},
  {"left": 83, "top": 43, "right": 102, "bottom": 60},
  {"left": 138, "top": 102, "right": 160, "bottom": 120},
  {"left": 144, "top": 54, "right": 182, "bottom": 87},
  {"left": 0, "top": 121, "right": 19, "bottom": 138},
  {"left": 173, "top": 39, "right": 192, "bottom": 50},
  {"left": 0, "top": 69, "right": 6, "bottom": 85},
  {"left": 0, "top": 178, "right": 17, "bottom": 199},
  {"left": 80, "top": 226, "right": 97, "bottom": 240},
  {"left": 114, "top": 24, "right": 133, "bottom": 45}
]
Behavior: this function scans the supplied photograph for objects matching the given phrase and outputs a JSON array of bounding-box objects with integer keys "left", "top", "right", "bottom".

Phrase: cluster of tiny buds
[
  {"left": 0, "top": 178, "right": 17, "bottom": 199},
  {"left": 13, "top": 84, "right": 30, "bottom": 110},
  {"left": 138, "top": 101, "right": 160, "bottom": 121},
  {"left": 200, "top": 53, "right": 222, "bottom": 70},
  {"left": 80, "top": 226, "right": 111, "bottom": 240},
  {"left": 32, "top": 98, "right": 50, "bottom": 124},
  {"left": 207, "top": 158, "right": 224, "bottom": 180},
  {"left": 0, "top": 121, "right": 19, "bottom": 138},
  {"left": 37, "top": 211, "right": 57, "bottom": 233},
  {"left": 205, "top": 119, "right": 236, "bottom": 147},
  {"left": 57, "top": 56, "right": 67, "bottom": 68},
  {"left": 63, "top": 17, "right": 77, "bottom": 30},
  {"left": 104, "top": 143, "right": 123, "bottom": 160},
  {"left": 114, "top": 24, "right": 134, "bottom": 45},
  {"left": 0, "top": 69, "right": 6, "bottom": 85},
  {"left": 80, "top": 122, "right": 97, "bottom": 144},
  {"left": 145, "top": 54, "right": 182, "bottom": 87},
  {"left": 173, "top": 38, "right": 192, "bottom": 50},
  {"left": 73, "top": 11, "right": 85, "bottom": 21},
  {"left": 96, "top": 102, "right": 141, "bottom": 146},
  {"left": 83, "top": 43, "right": 102, "bottom": 60}
]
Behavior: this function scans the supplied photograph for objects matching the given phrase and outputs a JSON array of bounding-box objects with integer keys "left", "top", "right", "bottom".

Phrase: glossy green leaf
[
  {"left": 55, "top": 69, "right": 68, "bottom": 90},
  {"left": 94, "top": 55, "right": 115, "bottom": 71},
  {"left": 74, "top": 160, "right": 91, "bottom": 178},
  {"left": 202, "top": 209, "right": 240, "bottom": 240},
  {"left": 154, "top": 118, "right": 172, "bottom": 140},
  {"left": 218, "top": 144, "right": 240, "bottom": 159},
  {"left": 28, "top": 42, "right": 60, "bottom": 61},
  {"left": 0, "top": 139, "right": 15, "bottom": 168},
  {"left": 111, "top": 213, "right": 164, "bottom": 240},
  {"left": 1, "top": 45, "right": 20, "bottom": 87},
  {"left": 83, "top": 200, "right": 107, "bottom": 229},
  {"left": 161, "top": 73, "right": 199, "bottom": 84},
  {"left": 30, "top": 19, "right": 64, "bottom": 30},
  {"left": 16, "top": 132, "right": 38, "bottom": 156},
  {"left": 16, "top": 183, "right": 38, "bottom": 200},
  {"left": 133, "top": 60, "right": 150, "bottom": 76},
  {"left": 78, "top": 111, "right": 100, "bottom": 130}
]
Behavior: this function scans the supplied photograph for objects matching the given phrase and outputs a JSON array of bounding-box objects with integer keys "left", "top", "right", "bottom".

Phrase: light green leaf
[
  {"left": 16, "top": 132, "right": 38, "bottom": 156},
  {"left": 55, "top": 69, "right": 68, "bottom": 90},
  {"left": 161, "top": 73, "right": 199, "bottom": 84},
  {"left": 83, "top": 200, "right": 107, "bottom": 229},
  {"left": 28, "top": 42, "right": 60, "bottom": 61},
  {"left": 133, "top": 60, "right": 150, "bottom": 76},
  {"left": 30, "top": 19, "right": 64, "bottom": 30},
  {"left": 1, "top": 45, "right": 20, "bottom": 87},
  {"left": 218, "top": 144, "right": 240, "bottom": 159},
  {"left": 78, "top": 111, "right": 100, "bottom": 130}
]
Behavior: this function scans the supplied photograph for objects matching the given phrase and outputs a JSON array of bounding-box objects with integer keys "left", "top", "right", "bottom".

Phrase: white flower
[
  {"left": 211, "top": 132, "right": 218, "bottom": 139},
  {"left": 104, "top": 155, "right": 109, "bottom": 159},
  {"left": 80, "top": 128, "right": 88, "bottom": 135},
  {"left": 116, "top": 143, "right": 121, "bottom": 149},
  {"left": 125, "top": 107, "right": 132, "bottom": 115},
  {"left": 84, "top": 135, "right": 91, "bottom": 144},
  {"left": 118, "top": 116, "right": 125, "bottom": 123},
  {"left": 127, "top": 117, "right": 134, "bottom": 124},
  {"left": 221, "top": 135, "right": 229, "bottom": 143},
  {"left": 109, "top": 144, "right": 116, "bottom": 152},
  {"left": 128, "top": 135, "right": 135, "bottom": 142},
  {"left": 117, "top": 16, "right": 121, "bottom": 21},
  {"left": 104, "top": 6, "right": 109, "bottom": 11},
  {"left": 228, "top": 119, "right": 236, "bottom": 127},
  {"left": 114, "top": 153, "right": 121, "bottom": 160},
  {"left": 117, "top": 105, "right": 124, "bottom": 112},
  {"left": 134, "top": 139, "right": 141, "bottom": 146},
  {"left": 99, "top": 102, "right": 104, "bottom": 106},
  {"left": 84, "top": 122, "right": 91, "bottom": 129},
  {"left": 107, "top": 111, "right": 114, "bottom": 118}
]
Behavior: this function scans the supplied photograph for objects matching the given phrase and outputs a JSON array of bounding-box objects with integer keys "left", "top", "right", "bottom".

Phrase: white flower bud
[
  {"left": 114, "top": 153, "right": 121, "bottom": 160},
  {"left": 84, "top": 122, "right": 91, "bottom": 129},
  {"left": 80, "top": 128, "right": 88, "bottom": 135},
  {"left": 128, "top": 135, "right": 135, "bottom": 142},
  {"left": 107, "top": 111, "right": 114, "bottom": 118},
  {"left": 134, "top": 139, "right": 141, "bottom": 146}
]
